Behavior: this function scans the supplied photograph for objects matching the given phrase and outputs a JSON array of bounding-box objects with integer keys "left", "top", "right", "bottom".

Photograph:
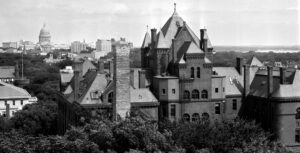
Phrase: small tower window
[
  {"left": 215, "top": 103, "right": 221, "bottom": 114},
  {"left": 191, "top": 67, "right": 194, "bottom": 78},
  {"left": 197, "top": 67, "right": 200, "bottom": 78},
  {"left": 232, "top": 99, "right": 237, "bottom": 110}
]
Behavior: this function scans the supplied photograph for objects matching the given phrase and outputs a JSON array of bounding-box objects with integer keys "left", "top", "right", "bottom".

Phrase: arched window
[
  {"left": 296, "top": 108, "right": 300, "bottom": 119},
  {"left": 202, "top": 112, "right": 209, "bottom": 120},
  {"left": 192, "top": 113, "right": 200, "bottom": 122},
  {"left": 108, "top": 92, "right": 113, "bottom": 103},
  {"left": 192, "top": 90, "right": 200, "bottom": 99},
  {"left": 197, "top": 67, "right": 200, "bottom": 78},
  {"left": 183, "top": 114, "right": 190, "bottom": 122},
  {"left": 191, "top": 67, "right": 194, "bottom": 78},
  {"left": 201, "top": 90, "right": 208, "bottom": 99},
  {"left": 183, "top": 90, "right": 190, "bottom": 99}
]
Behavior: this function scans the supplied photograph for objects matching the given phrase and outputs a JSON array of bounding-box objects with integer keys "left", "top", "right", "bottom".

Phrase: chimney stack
[
  {"left": 200, "top": 29, "right": 207, "bottom": 50},
  {"left": 73, "top": 60, "right": 83, "bottom": 78},
  {"left": 280, "top": 67, "right": 286, "bottom": 84},
  {"left": 203, "top": 39, "right": 208, "bottom": 52},
  {"left": 236, "top": 57, "right": 244, "bottom": 75},
  {"left": 73, "top": 70, "right": 80, "bottom": 101},
  {"left": 151, "top": 28, "right": 157, "bottom": 48},
  {"left": 267, "top": 66, "right": 273, "bottom": 99},
  {"left": 243, "top": 65, "right": 250, "bottom": 98},
  {"left": 139, "top": 70, "right": 146, "bottom": 88},
  {"left": 98, "top": 59, "right": 104, "bottom": 74}
]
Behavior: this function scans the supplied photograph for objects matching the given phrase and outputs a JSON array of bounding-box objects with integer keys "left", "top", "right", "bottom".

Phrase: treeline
[{"left": 0, "top": 116, "right": 292, "bottom": 153}]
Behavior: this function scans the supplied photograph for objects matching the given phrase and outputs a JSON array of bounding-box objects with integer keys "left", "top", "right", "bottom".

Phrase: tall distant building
[
  {"left": 96, "top": 39, "right": 112, "bottom": 53},
  {"left": 37, "top": 24, "right": 52, "bottom": 52},
  {"left": 71, "top": 41, "right": 87, "bottom": 53},
  {"left": 111, "top": 38, "right": 133, "bottom": 52}
]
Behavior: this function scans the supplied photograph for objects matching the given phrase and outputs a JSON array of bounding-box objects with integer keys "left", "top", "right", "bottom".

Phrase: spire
[
  {"left": 174, "top": 3, "right": 176, "bottom": 12},
  {"left": 172, "top": 3, "right": 178, "bottom": 16}
]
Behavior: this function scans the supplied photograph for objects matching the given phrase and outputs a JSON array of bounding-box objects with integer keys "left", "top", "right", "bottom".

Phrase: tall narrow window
[
  {"left": 183, "top": 90, "right": 190, "bottom": 99},
  {"left": 215, "top": 88, "right": 219, "bottom": 93},
  {"left": 183, "top": 114, "right": 190, "bottom": 122},
  {"left": 197, "top": 67, "right": 200, "bottom": 78},
  {"left": 192, "top": 90, "right": 200, "bottom": 99},
  {"left": 108, "top": 92, "right": 113, "bottom": 103},
  {"left": 201, "top": 90, "right": 208, "bottom": 99},
  {"left": 215, "top": 103, "right": 221, "bottom": 114},
  {"left": 172, "top": 89, "right": 175, "bottom": 94},
  {"left": 170, "top": 104, "right": 176, "bottom": 117},
  {"left": 296, "top": 129, "right": 300, "bottom": 143},
  {"left": 191, "top": 67, "right": 194, "bottom": 78},
  {"left": 162, "top": 89, "right": 166, "bottom": 95},
  {"left": 232, "top": 99, "right": 237, "bottom": 110}
]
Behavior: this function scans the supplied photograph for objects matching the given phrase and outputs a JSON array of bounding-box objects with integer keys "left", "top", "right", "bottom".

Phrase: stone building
[{"left": 71, "top": 41, "right": 87, "bottom": 53}]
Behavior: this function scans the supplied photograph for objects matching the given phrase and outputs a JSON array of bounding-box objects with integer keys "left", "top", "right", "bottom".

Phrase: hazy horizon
[{"left": 0, "top": 0, "right": 299, "bottom": 47}]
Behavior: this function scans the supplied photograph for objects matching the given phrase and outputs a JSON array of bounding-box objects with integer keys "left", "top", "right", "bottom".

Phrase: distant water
[
  {"left": 255, "top": 49, "right": 300, "bottom": 53},
  {"left": 214, "top": 46, "right": 300, "bottom": 53}
]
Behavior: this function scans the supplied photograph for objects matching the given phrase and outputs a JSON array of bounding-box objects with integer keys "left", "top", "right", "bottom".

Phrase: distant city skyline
[{"left": 0, "top": 0, "right": 299, "bottom": 46}]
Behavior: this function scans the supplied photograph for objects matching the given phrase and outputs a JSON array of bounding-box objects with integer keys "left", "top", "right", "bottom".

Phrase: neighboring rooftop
[
  {"left": 0, "top": 81, "right": 32, "bottom": 99},
  {"left": 0, "top": 66, "right": 15, "bottom": 78}
]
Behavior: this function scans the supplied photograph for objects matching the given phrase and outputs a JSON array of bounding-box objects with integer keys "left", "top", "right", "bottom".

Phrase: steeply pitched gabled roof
[
  {"left": 141, "top": 32, "right": 151, "bottom": 48},
  {"left": 247, "top": 56, "right": 263, "bottom": 67},
  {"left": 156, "top": 11, "right": 184, "bottom": 48},
  {"left": 186, "top": 41, "right": 204, "bottom": 54}
]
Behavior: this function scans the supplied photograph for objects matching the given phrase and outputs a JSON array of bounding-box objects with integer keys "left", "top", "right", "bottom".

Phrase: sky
[{"left": 0, "top": 0, "right": 299, "bottom": 46}]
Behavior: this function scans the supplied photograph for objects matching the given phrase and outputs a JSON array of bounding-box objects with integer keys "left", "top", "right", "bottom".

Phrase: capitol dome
[{"left": 39, "top": 24, "right": 50, "bottom": 36}]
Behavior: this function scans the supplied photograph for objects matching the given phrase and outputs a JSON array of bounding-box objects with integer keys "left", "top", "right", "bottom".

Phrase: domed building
[{"left": 37, "top": 24, "right": 52, "bottom": 52}]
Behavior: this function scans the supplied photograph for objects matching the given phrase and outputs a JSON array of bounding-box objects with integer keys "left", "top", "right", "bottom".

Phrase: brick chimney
[
  {"left": 73, "top": 60, "right": 83, "bottom": 78},
  {"left": 236, "top": 57, "right": 244, "bottom": 75},
  {"left": 151, "top": 28, "right": 157, "bottom": 49},
  {"left": 98, "top": 59, "right": 104, "bottom": 74},
  {"left": 139, "top": 70, "right": 146, "bottom": 88},
  {"left": 267, "top": 66, "right": 273, "bottom": 98},
  {"left": 200, "top": 29, "right": 206, "bottom": 50},
  {"left": 73, "top": 70, "right": 80, "bottom": 101},
  {"left": 280, "top": 67, "right": 286, "bottom": 84},
  {"left": 243, "top": 65, "right": 250, "bottom": 98}
]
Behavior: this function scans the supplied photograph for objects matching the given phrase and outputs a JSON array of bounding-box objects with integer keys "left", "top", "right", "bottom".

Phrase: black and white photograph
[{"left": 0, "top": 0, "right": 299, "bottom": 152}]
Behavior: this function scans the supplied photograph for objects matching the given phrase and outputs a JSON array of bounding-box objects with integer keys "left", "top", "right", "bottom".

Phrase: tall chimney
[
  {"left": 243, "top": 65, "right": 250, "bottom": 98},
  {"left": 98, "top": 59, "right": 104, "bottom": 74},
  {"left": 200, "top": 29, "right": 206, "bottom": 49},
  {"left": 73, "top": 60, "right": 83, "bottom": 77},
  {"left": 280, "top": 67, "right": 286, "bottom": 84},
  {"left": 172, "top": 39, "right": 175, "bottom": 62},
  {"left": 73, "top": 70, "right": 80, "bottom": 101},
  {"left": 151, "top": 28, "right": 157, "bottom": 48},
  {"left": 203, "top": 39, "right": 208, "bottom": 52},
  {"left": 236, "top": 57, "right": 244, "bottom": 75},
  {"left": 139, "top": 70, "right": 146, "bottom": 88},
  {"left": 267, "top": 66, "right": 273, "bottom": 99}
]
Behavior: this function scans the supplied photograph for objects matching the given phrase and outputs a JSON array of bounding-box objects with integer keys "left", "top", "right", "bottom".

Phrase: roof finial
[
  {"left": 174, "top": 3, "right": 176, "bottom": 12},
  {"left": 146, "top": 25, "right": 149, "bottom": 31}
]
